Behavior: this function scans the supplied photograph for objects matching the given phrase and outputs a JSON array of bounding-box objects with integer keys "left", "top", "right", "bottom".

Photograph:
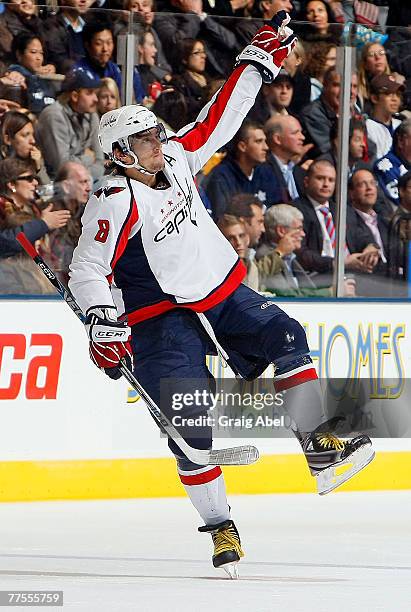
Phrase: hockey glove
[
  {"left": 85, "top": 307, "right": 133, "bottom": 380},
  {"left": 235, "top": 10, "right": 297, "bottom": 84}
]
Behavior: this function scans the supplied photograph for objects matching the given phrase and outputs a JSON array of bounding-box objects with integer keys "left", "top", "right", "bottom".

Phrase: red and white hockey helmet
[{"left": 98, "top": 105, "right": 167, "bottom": 174}]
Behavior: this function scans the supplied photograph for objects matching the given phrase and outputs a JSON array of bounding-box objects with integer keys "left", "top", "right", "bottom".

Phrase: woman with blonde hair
[
  {"left": 97, "top": 77, "right": 121, "bottom": 117},
  {"left": 358, "top": 41, "right": 392, "bottom": 112}
]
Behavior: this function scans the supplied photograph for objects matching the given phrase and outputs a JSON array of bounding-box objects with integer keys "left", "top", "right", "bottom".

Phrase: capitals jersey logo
[{"left": 154, "top": 182, "right": 197, "bottom": 242}]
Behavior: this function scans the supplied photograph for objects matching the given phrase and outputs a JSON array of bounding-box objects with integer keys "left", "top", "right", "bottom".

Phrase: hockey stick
[{"left": 16, "top": 232, "right": 259, "bottom": 466}]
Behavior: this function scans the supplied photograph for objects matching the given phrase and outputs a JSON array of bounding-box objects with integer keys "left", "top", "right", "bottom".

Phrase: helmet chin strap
[
  {"left": 113, "top": 138, "right": 157, "bottom": 176},
  {"left": 112, "top": 152, "right": 157, "bottom": 176}
]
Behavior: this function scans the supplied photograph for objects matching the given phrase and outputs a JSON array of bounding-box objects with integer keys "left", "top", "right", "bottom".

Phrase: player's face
[
  {"left": 245, "top": 204, "right": 265, "bottom": 247},
  {"left": 244, "top": 129, "right": 268, "bottom": 164},
  {"left": 87, "top": 30, "right": 114, "bottom": 67},
  {"left": 350, "top": 171, "right": 378, "bottom": 207},
  {"left": 224, "top": 223, "right": 250, "bottom": 259},
  {"left": 305, "top": 163, "right": 336, "bottom": 203},
  {"left": 130, "top": 127, "right": 165, "bottom": 173}
]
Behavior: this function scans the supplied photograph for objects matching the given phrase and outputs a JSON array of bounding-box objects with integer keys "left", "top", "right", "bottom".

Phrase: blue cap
[{"left": 62, "top": 68, "right": 101, "bottom": 92}]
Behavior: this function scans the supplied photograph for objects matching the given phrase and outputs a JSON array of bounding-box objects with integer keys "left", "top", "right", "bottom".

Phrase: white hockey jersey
[{"left": 69, "top": 64, "right": 262, "bottom": 324}]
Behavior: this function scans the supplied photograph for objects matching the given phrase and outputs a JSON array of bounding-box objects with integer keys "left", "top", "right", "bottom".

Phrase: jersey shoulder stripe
[{"left": 108, "top": 178, "right": 139, "bottom": 283}]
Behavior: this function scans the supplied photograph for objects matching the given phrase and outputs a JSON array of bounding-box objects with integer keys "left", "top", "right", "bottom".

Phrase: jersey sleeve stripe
[{"left": 171, "top": 64, "right": 248, "bottom": 153}]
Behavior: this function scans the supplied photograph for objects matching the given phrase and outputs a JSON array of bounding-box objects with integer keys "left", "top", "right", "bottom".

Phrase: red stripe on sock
[
  {"left": 274, "top": 368, "right": 318, "bottom": 392},
  {"left": 179, "top": 466, "right": 222, "bottom": 486}
]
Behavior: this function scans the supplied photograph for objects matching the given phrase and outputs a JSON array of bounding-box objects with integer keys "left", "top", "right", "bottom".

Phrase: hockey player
[{"left": 69, "top": 12, "right": 375, "bottom": 578}]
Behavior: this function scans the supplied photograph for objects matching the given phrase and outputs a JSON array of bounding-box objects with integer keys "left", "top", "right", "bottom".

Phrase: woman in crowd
[
  {"left": 304, "top": 41, "right": 337, "bottom": 101},
  {"left": 137, "top": 27, "right": 170, "bottom": 103},
  {"left": 1, "top": 110, "right": 49, "bottom": 183},
  {"left": 282, "top": 40, "right": 311, "bottom": 115},
  {"left": 97, "top": 77, "right": 121, "bottom": 117},
  {"left": 357, "top": 41, "right": 401, "bottom": 113},
  {"left": 299, "top": 0, "right": 340, "bottom": 43},
  {"left": 8, "top": 32, "right": 56, "bottom": 114},
  {"left": 171, "top": 38, "right": 210, "bottom": 124},
  {"left": 0, "top": 157, "right": 69, "bottom": 294},
  {"left": 0, "top": 0, "right": 45, "bottom": 64}
]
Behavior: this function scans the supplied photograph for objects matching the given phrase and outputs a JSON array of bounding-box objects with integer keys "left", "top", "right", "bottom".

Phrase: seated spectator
[
  {"left": 365, "top": 74, "right": 404, "bottom": 160},
  {"left": 204, "top": 119, "right": 269, "bottom": 221},
  {"left": 73, "top": 19, "right": 144, "bottom": 104},
  {"left": 282, "top": 40, "right": 311, "bottom": 116},
  {"left": 320, "top": 118, "right": 371, "bottom": 173},
  {"left": 8, "top": 33, "right": 56, "bottom": 114},
  {"left": 0, "top": 81, "right": 27, "bottom": 119},
  {"left": 256, "top": 203, "right": 339, "bottom": 296},
  {"left": 1, "top": 110, "right": 50, "bottom": 183},
  {"left": 171, "top": 38, "right": 210, "bottom": 124},
  {"left": 154, "top": 0, "right": 239, "bottom": 77},
  {"left": 97, "top": 77, "right": 121, "bottom": 117},
  {"left": 43, "top": 0, "right": 88, "bottom": 74},
  {"left": 0, "top": 157, "right": 70, "bottom": 294},
  {"left": 0, "top": 0, "right": 45, "bottom": 64},
  {"left": 347, "top": 167, "right": 390, "bottom": 294},
  {"left": 357, "top": 41, "right": 402, "bottom": 114},
  {"left": 298, "top": 0, "right": 340, "bottom": 43},
  {"left": 151, "top": 88, "right": 188, "bottom": 132},
  {"left": 217, "top": 214, "right": 260, "bottom": 291},
  {"left": 44, "top": 161, "right": 91, "bottom": 283},
  {"left": 226, "top": 193, "right": 265, "bottom": 251},
  {"left": 126, "top": 0, "right": 172, "bottom": 79},
  {"left": 300, "top": 68, "right": 358, "bottom": 158},
  {"left": 292, "top": 159, "right": 376, "bottom": 284},
  {"left": 37, "top": 68, "right": 104, "bottom": 182},
  {"left": 137, "top": 27, "right": 170, "bottom": 103},
  {"left": 258, "top": 114, "right": 307, "bottom": 206},
  {"left": 375, "top": 119, "right": 411, "bottom": 208},
  {"left": 387, "top": 171, "right": 411, "bottom": 290},
  {"left": 304, "top": 41, "right": 337, "bottom": 102},
  {"left": 249, "top": 69, "right": 294, "bottom": 125}
]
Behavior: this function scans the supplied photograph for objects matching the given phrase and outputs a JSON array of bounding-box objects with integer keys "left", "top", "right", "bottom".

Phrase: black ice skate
[
  {"left": 198, "top": 519, "right": 244, "bottom": 579},
  {"left": 301, "top": 423, "right": 375, "bottom": 495}
]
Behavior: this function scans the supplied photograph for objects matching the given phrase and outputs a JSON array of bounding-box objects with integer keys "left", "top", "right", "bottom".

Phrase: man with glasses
[{"left": 69, "top": 13, "right": 374, "bottom": 577}]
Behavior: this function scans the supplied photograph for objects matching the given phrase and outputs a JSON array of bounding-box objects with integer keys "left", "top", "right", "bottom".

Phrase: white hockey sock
[
  {"left": 274, "top": 366, "right": 326, "bottom": 435},
  {"left": 178, "top": 466, "right": 230, "bottom": 526}
]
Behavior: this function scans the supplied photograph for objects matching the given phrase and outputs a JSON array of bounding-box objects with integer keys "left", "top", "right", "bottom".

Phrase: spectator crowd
[{"left": 0, "top": 0, "right": 411, "bottom": 297}]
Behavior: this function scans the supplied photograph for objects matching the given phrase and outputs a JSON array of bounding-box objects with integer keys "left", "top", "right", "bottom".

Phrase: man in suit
[
  {"left": 258, "top": 114, "right": 306, "bottom": 206},
  {"left": 292, "top": 159, "right": 376, "bottom": 287},
  {"left": 347, "top": 167, "right": 392, "bottom": 295}
]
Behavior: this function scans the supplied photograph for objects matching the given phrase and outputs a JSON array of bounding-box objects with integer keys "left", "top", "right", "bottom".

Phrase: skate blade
[
  {"left": 221, "top": 562, "right": 240, "bottom": 579},
  {"left": 315, "top": 444, "right": 375, "bottom": 495}
]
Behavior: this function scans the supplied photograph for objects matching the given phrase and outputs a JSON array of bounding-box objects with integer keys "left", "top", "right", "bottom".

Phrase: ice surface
[{"left": 0, "top": 491, "right": 410, "bottom": 611}]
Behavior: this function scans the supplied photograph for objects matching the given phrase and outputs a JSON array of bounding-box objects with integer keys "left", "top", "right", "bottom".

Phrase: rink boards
[{"left": 0, "top": 298, "right": 410, "bottom": 501}]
